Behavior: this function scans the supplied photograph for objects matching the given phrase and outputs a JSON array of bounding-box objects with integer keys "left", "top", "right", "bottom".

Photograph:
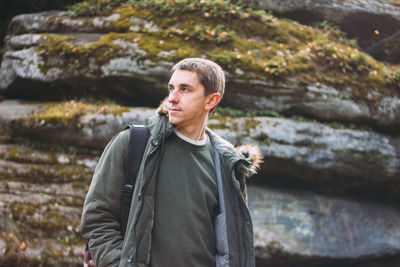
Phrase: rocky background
[{"left": 0, "top": 0, "right": 399, "bottom": 266}]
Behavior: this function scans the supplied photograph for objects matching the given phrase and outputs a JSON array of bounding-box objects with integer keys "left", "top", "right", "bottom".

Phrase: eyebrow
[{"left": 168, "top": 83, "right": 194, "bottom": 88}]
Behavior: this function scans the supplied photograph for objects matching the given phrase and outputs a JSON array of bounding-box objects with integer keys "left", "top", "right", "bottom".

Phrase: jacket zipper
[
  {"left": 131, "top": 143, "right": 159, "bottom": 261},
  {"left": 131, "top": 121, "right": 175, "bottom": 262}
]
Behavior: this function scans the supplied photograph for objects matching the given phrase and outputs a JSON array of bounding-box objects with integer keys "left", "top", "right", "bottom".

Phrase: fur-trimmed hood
[
  {"left": 156, "top": 97, "right": 169, "bottom": 115},
  {"left": 155, "top": 98, "right": 263, "bottom": 178},
  {"left": 236, "top": 144, "right": 263, "bottom": 178}
]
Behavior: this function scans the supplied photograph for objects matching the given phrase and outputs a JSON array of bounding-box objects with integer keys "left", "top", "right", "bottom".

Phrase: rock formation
[
  {"left": 250, "top": 0, "right": 400, "bottom": 63},
  {"left": 1, "top": 6, "right": 399, "bottom": 132},
  {"left": 0, "top": 142, "right": 96, "bottom": 265},
  {"left": 0, "top": 1, "right": 399, "bottom": 266},
  {"left": 249, "top": 185, "right": 400, "bottom": 267},
  {"left": 1, "top": 100, "right": 399, "bottom": 266},
  {"left": 0, "top": 0, "right": 79, "bottom": 63}
]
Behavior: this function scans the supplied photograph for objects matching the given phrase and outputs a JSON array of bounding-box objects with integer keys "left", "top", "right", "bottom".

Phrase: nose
[{"left": 168, "top": 88, "right": 179, "bottom": 104}]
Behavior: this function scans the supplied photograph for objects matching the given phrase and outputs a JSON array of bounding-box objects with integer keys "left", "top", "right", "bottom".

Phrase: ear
[{"left": 205, "top": 93, "right": 220, "bottom": 111}]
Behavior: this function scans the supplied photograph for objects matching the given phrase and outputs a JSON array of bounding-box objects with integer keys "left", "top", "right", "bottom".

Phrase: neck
[{"left": 176, "top": 118, "right": 208, "bottom": 141}]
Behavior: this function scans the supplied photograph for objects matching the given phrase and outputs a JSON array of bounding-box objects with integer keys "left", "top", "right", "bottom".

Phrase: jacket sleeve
[{"left": 81, "top": 130, "right": 130, "bottom": 267}]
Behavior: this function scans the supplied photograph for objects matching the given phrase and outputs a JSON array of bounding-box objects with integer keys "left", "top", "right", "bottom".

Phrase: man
[{"left": 81, "top": 58, "right": 262, "bottom": 267}]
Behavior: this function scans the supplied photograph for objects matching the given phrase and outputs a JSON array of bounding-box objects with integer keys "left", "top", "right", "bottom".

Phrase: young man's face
[{"left": 167, "top": 69, "right": 211, "bottom": 130}]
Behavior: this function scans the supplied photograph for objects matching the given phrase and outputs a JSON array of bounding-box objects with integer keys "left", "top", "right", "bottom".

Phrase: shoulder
[
  {"left": 102, "top": 128, "right": 130, "bottom": 156},
  {"left": 206, "top": 128, "right": 245, "bottom": 164},
  {"left": 114, "top": 128, "right": 130, "bottom": 146},
  {"left": 206, "top": 129, "right": 238, "bottom": 157}
]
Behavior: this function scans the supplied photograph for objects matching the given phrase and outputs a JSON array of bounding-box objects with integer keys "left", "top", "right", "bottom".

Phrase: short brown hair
[{"left": 172, "top": 58, "right": 225, "bottom": 100}]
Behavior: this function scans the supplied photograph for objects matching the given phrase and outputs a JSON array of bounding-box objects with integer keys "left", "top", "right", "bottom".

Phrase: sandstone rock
[
  {"left": 0, "top": 100, "right": 43, "bottom": 141},
  {"left": 2, "top": 101, "right": 399, "bottom": 200},
  {"left": 1, "top": 3, "right": 399, "bottom": 266},
  {"left": 1, "top": 9, "right": 399, "bottom": 132},
  {"left": 1, "top": 142, "right": 399, "bottom": 266},
  {"left": 214, "top": 115, "right": 400, "bottom": 201},
  {"left": 251, "top": 0, "right": 400, "bottom": 63},
  {"left": 0, "top": 1, "right": 80, "bottom": 58},
  {"left": 0, "top": 142, "right": 95, "bottom": 266},
  {"left": 0, "top": 159, "right": 93, "bottom": 184},
  {"left": 8, "top": 11, "right": 160, "bottom": 36},
  {"left": 6, "top": 102, "right": 156, "bottom": 149},
  {"left": 1, "top": 100, "right": 400, "bottom": 266},
  {"left": 0, "top": 31, "right": 171, "bottom": 106},
  {"left": 1, "top": 30, "right": 399, "bottom": 132},
  {"left": 0, "top": 179, "right": 85, "bottom": 266},
  {"left": 249, "top": 184, "right": 400, "bottom": 266},
  {"left": 227, "top": 79, "right": 400, "bottom": 132}
]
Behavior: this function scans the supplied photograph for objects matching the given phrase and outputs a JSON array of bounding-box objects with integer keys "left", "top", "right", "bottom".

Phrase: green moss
[
  {"left": 291, "top": 115, "right": 314, "bottom": 123},
  {"left": 58, "top": 0, "right": 400, "bottom": 95},
  {"left": 10, "top": 202, "right": 80, "bottom": 234},
  {"left": 266, "top": 240, "right": 284, "bottom": 255},
  {"left": 71, "top": 181, "right": 88, "bottom": 189},
  {"left": 256, "top": 132, "right": 271, "bottom": 145},
  {"left": 26, "top": 100, "right": 130, "bottom": 127},
  {"left": 325, "top": 121, "right": 372, "bottom": 131},
  {"left": 0, "top": 147, "right": 55, "bottom": 164},
  {"left": 214, "top": 107, "right": 282, "bottom": 118},
  {"left": 394, "top": 69, "right": 400, "bottom": 88},
  {"left": 378, "top": 153, "right": 396, "bottom": 159},
  {"left": 37, "top": 32, "right": 129, "bottom": 75},
  {"left": 208, "top": 115, "right": 229, "bottom": 129},
  {"left": 388, "top": 0, "right": 400, "bottom": 6},
  {"left": 211, "top": 107, "right": 373, "bottom": 132},
  {"left": 27, "top": 163, "right": 91, "bottom": 183},
  {"left": 60, "top": 195, "right": 85, "bottom": 207},
  {"left": 245, "top": 119, "right": 261, "bottom": 131},
  {"left": 109, "top": 4, "right": 153, "bottom": 31},
  {"left": 50, "top": 249, "right": 63, "bottom": 258},
  {"left": 10, "top": 202, "right": 36, "bottom": 217},
  {"left": 214, "top": 107, "right": 246, "bottom": 117},
  {"left": 67, "top": 0, "right": 125, "bottom": 17},
  {"left": 56, "top": 235, "right": 82, "bottom": 245},
  {"left": 37, "top": 34, "right": 75, "bottom": 54}
]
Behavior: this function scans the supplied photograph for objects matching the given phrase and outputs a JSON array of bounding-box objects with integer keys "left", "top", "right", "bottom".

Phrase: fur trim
[
  {"left": 157, "top": 97, "right": 169, "bottom": 115},
  {"left": 236, "top": 144, "right": 263, "bottom": 178}
]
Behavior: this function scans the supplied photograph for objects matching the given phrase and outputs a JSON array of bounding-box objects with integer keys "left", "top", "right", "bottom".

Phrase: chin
[{"left": 168, "top": 116, "right": 179, "bottom": 125}]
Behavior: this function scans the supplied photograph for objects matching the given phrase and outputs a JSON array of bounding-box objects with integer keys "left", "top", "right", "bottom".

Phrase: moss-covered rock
[
  {"left": 209, "top": 114, "right": 400, "bottom": 201},
  {"left": 4, "top": 100, "right": 154, "bottom": 148},
  {"left": 251, "top": 0, "right": 400, "bottom": 63},
  {"left": 0, "top": 97, "right": 400, "bottom": 266},
  {"left": 2, "top": 100, "right": 400, "bottom": 201},
  {"left": 0, "top": 1, "right": 399, "bottom": 132},
  {"left": 0, "top": 144, "right": 94, "bottom": 266}
]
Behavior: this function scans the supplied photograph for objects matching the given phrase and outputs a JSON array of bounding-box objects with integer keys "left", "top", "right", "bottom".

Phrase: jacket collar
[{"left": 154, "top": 97, "right": 263, "bottom": 177}]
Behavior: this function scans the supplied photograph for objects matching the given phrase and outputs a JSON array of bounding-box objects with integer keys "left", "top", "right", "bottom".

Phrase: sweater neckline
[{"left": 174, "top": 129, "right": 208, "bottom": 146}]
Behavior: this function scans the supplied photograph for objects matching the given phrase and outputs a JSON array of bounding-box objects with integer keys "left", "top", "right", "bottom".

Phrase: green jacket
[{"left": 81, "top": 112, "right": 260, "bottom": 267}]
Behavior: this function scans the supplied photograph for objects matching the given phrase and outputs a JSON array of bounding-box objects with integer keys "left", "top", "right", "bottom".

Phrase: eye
[{"left": 182, "top": 87, "right": 190, "bottom": 92}]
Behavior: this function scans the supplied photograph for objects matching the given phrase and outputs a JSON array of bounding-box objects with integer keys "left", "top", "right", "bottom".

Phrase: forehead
[{"left": 168, "top": 69, "right": 201, "bottom": 86}]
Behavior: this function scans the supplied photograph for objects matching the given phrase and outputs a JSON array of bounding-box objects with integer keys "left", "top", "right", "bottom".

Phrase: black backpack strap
[{"left": 121, "top": 125, "right": 150, "bottom": 236}]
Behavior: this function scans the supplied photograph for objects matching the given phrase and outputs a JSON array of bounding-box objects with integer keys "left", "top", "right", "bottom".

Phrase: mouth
[{"left": 169, "top": 107, "right": 181, "bottom": 112}]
